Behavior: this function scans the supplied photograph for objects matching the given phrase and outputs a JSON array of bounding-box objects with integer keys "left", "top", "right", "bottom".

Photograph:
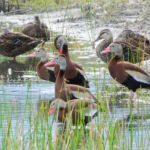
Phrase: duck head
[
  {"left": 28, "top": 48, "right": 47, "bottom": 62},
  {"left": 54, "top": 35, "right": 68, "bottom": 54},
  {"left": 49, "top": 98, "right": 66, "bottom": 115},
  {"left": 54, "top": 55, "right": 67, "bottom": 71},
  {"left": 92, "top": 29, "right": 113, "bottom": 48},
  {"left": 101, "top": 43, "right": 123, "bottom": 57},
  {"left": 34, "top": 16, "right": 40, "bottom": 24},
  {"left": 44, "top": 54, "right": 67, "bottom": 69}
]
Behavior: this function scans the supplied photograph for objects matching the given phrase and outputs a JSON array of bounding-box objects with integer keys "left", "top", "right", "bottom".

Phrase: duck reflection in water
[{"left": 0, "top": 60, "right": 26, "bottom": 82}]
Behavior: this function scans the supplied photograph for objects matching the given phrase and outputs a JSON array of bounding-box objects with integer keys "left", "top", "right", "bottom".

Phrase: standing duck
[
  {"left": 101, "top": 43, "right": 150, "bottom": 101},
  {"left": 49, "top": 98, "right": 97, "bottom": 125},
  {"left": 22, "top": 16, "right": 50, "bottom": 44},
  {"left": 94, "top": 29, "right": 150, "bottom": 63},
  {"left": 53, "top": 55, "right": 97, "bottom": 102},
  {"left": 0, "top": 30, "right": 41, "bottom": 60},
  {"left": 28, "top": 48, "right": 56, "bottom": 82},
  {"left": 93, "top": 29, "right": 113, "bottom": 62},
  {"left": 45, "top": 35, "right": 89, "bottom": 88}
]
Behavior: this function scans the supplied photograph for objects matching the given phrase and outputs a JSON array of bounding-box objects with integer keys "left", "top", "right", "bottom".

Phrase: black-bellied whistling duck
[
  {"left": 101, "top": 43, "right": 150, "bottom": 101},
  {"left": 53, "top": 55, "right": 97, "bottom": 102},
  {"left": 45, "top": 35, "right": 89, "bottom": 88},
  {"left": 28, "top": 48, "right": 56, "bottom": 82},
  {"left": 93, "top": 29, "right": 150, "bottom": 63},
  {"left": 49, "top": 98, "right": 97, "bottom": 125},
  {"left": 0, "top": 29, "right": 41, "bottom": 61},
  {"left": 22, "top": 16, "right": 50, "bottom": 44}
]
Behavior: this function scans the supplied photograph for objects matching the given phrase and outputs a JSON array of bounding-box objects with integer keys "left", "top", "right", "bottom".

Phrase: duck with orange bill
[
  {"left": 101, "top": 43, "right": 150, "bottom": 102},
  {"left": 45, "top": 35, "right": 89, "bottom": 87},
  {"left": 53, "top": 55, "right": 97, "bottom": 102},
  {"left": 49, "top": 98, "right": 98, "bottom": 125},
  {"left": 28, "top": 48, "right": 56, "bottom": 82}
]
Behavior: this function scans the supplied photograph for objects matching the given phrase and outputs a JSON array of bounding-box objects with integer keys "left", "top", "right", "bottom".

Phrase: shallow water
[{"left": 1, "top": 9, "right": 150, "bottom": 149}]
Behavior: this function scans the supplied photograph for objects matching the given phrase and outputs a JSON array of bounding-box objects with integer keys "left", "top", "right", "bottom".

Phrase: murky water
[{"left": 1, "top": 8, "right": 150, "bottom": 149}]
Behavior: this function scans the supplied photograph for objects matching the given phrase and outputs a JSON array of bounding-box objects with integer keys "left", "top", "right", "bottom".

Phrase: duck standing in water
[
  {"left": 0, "top": 29, "right": 41, "bottom": 60},
  {"left": 93, "top": 29, "right": 150, "bottom": 63},
  {"left": 22, "top": 16, "right": 50, "bottom": 44},
  {"left": 53, "top": 55, "right": 97, "bottom": 102},
  {"left": 45, "top": 35, "right": 89, "bottom": 88},
  {"left": 101, "top": 43, "right": 150, "bottom": 102},
  {"left": 49, "top": 98, "right": 98, "bottom": 125},
  {"left": 28, "top": 48, "right": 56, "bottom": 82}
]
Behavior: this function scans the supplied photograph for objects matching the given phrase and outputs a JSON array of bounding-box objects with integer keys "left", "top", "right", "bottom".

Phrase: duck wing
[
  {"left": 67, "top": 100, "right": 97, "bottom": 117},
  {"left": 123, "top": 62, "right": 150, "bottom": 84},
  {"left": 115, "top": 30, "right": 150, "bottom": 56},
  {"left": 0, "top": 31, "right": 41, "bottom": 57},
  {"left": 22, "top": 23, "right": 50, "bottom": 41}
]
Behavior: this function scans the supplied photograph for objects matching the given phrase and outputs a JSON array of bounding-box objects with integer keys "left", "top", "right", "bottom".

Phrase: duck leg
[
  {"left": 129, "top": 90, "right": 133, "bottom": 100},
  {"left": 133, "top": 92, "right": 138, "bottom": 112},
  {"left": 13, "top": 56, "right": 16, "bottom": 61},
  {"left": 41, "top": 41, "right": 45, "bottom": 47},
  {"left": 133, "top": 92, "right": 137, "bottom": 102}
]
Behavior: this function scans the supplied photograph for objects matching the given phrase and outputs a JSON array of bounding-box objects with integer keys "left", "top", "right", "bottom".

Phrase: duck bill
[
  {"left": 93, "top": 36, "right": 102, "bottom": 43},
  {"left": 101, "top": 48, "right": 111, "bottom": 54},
  {"left": 58, "top": 48, "right": 63, "bottom": 54},
  {"left": 28, "top": 52, "right": 36, "bottom": 57},
  {"left": 44, "top": 60, "right": 55, "bottom": 67},
  {"left": 48, "top": 107, "right": 54, "bottom": 116}
]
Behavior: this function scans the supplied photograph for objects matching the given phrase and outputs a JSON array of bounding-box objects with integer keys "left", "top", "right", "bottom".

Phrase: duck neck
[
  {"left": 40, "top": 56, "right": 47, "bottom": 63},
  {"left": 105, "top": 37, "right": 113, "bottom": 45},
  {"left": 62, "top": 44, "right": 71, "bottom": 61},
  {"left": 55, "top": 69, "right": 65, "bottom": 93},
  {"left": 110, "top": 55, "right": 121, "bottom": 65},
  {"left": 63, "top": 51, "right": 71, "bottom": 61},
  {"left": 35, "top": 17, "right": 40, "bottom": 24},
  {"left": 102, "top": 39, "right": 112, "bottom": 48}
]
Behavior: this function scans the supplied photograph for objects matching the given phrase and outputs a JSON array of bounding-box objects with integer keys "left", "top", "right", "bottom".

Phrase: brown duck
[
  {"left": 0, "top": 29, "right": 41, "bottom": 60},
  {"left": 93, "top": 29, "right": 150, "bottom": 63},
  {"left": 101, "top": 43, "right": 150, "bottom": 101},
  {"left": 28, "top": 48, "right": 55, "bottom": 82},
  {"left": 49, "top": 98, "right": 97, "bottom": 125},
  {"left": 45, "top": 35, "right": 89, "bottom": 88},
  {"left": 22, "top": 16, "right": 50, "bottom": 44},
  {"left": 53, "top": 55, "right": 97, "bottom": 102}
]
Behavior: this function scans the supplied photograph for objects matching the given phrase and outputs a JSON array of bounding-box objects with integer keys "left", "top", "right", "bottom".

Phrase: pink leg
[
  {"left": 129, "top": 91, "right": 133, "bottom": 100},
  {"left": 133, "top": 92, "right": 137, "bottom": 112},
  {"left": 133, "top": 92, "right": 137, "bottom": 101},
  {"left": 13, "top": 56, "right": 16, "bottom": 61}
]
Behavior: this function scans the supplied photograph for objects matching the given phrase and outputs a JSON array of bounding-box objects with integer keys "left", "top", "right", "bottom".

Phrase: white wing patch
[
  {"left": 75, "top": 107, "right": 97, "bottom": 117},
  {"left": 46, "top": 67, "right": 54, "bottom": 72},
  {"left": 126, "top": 69, "right": 150, "bottom": 84},
  {"left": 70, "top": 91, "right": 96, "bottom": 103}
]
